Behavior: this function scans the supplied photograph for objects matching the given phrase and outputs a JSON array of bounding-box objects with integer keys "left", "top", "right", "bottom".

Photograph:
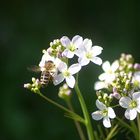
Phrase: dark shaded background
[{"left": 0, "top": 0, "right": 140, "bottom": 140}]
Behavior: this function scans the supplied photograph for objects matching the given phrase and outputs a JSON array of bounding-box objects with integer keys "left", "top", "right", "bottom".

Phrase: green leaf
[{"left": 64, "top": 112, "right": 85, "bottom": 124}]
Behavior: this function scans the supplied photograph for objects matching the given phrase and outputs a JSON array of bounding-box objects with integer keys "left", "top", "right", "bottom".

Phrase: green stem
[
  {"left": 37, "top": 91, "right": 85, "bottom": 123},
  {"left": 74, "top": 75, "right": 94, "bottom": 140},
  {"left": 137, "top": 114, "right": 140, "bottom": 140},
  {"left": 110, "top": 104, "right": 119, "bottom": 108},
  {"left": 66, "top": 99, "right": 86, "bottom": 140}
]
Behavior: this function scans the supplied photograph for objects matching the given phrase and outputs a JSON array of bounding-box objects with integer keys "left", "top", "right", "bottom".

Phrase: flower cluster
[
  {"left": 24, "top": 77, "right": 41, "bottom": 93},
  {"left": 92, "top": 54, "right": 140, "bottom": 128},
  {"left": 25, "top": 35, "right": 103, "bottom": 89}
]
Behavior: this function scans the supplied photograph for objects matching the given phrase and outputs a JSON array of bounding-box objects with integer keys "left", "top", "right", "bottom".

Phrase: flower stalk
[
  {"left": 75, "top": 74, "right": 94, "bottom": 140},
  {"left": 137, "top": 114, "right": 140, "bottom": 140}
]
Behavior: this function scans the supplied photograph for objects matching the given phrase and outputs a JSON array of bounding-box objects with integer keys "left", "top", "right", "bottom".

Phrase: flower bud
[
  {"left": 96, "top": 91, "right": 101, "bottom": 96},
  {"left": 24, "top": 83, "right": 32, "bottom": 89},
  {"left": 109, "top": 94, "right": 114, "bottom": 100},
  {"left": 103, "top": 93, "right": 108, "bottom": 100},
  {"left": 134, "top": 63, "right": 140, "bottom": 70},
  {"left": 104, "top": 100, "right": 108, "bottom": 105},
  {"left": 58, "top": 84, "right": 72, "bottom": 100},
  {"left": 113, "top": 92, "right": 121, "bottom": 99},
  {"left": 113, "top": 87, "right": 117, "bottom": 93},
  {"left": 126, "top": 54, "right": 133, "bottom": 62},
  {"left": 98, "top": 95, "right": 102, "bottom": 100},
  {"left": 120, "top": 53, "right": 126, "bottom": 61},
  {"left": 128, "top": 64, "right": 133, "bottom": 69},
  {"left": 32, "top": 77, "right": 36, "bottom": 83}
]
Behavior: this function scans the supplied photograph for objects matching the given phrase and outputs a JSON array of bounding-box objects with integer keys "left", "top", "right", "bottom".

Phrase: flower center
[
  {"left": 102, "top": 109, "right": 108, "bottom": 117},
  {"left": 134, "top": 80, "right": 140, "bottom": 87},
  {"left": 68, "top": 44, "right": 76, "bottom": 52},
  {"left": 107, "top": 69, "right": 113, "bottom": 74},
  {"left": 86, "top": 52, "right": 93, "bottom": 59},
  {"left": 129, "top": 100, "right": 137, "bottom": 108},
  {"left": 63, "top": 70, "right": 70, "bottom": 77}
]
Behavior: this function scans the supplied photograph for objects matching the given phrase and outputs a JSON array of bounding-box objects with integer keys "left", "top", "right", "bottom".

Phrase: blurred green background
[{"left": 0, "top": 0, "right": 140, "bottom": 140}]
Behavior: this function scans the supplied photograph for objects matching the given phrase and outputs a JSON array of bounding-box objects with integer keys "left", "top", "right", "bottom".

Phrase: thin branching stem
[
  {"left": 37, "top": 91, "right": 85, "bottom": 124},
  {"left": 66, "top": 99, "right": 86, "bottom": 140}
]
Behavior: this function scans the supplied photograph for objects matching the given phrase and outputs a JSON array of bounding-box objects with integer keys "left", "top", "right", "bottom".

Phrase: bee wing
[{"left": 27, "top": 66, "right": 41, "bottom": 73}]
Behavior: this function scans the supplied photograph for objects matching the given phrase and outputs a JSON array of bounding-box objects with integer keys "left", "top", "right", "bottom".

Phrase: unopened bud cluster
[
  {"left": 96, "top": 91, "right": 113, "bottom": 106},
  {"left": 24, "top": 77, "right": 41, "bottom": 93},
  {"left": 48, "top": 39, "right": 65, "bottom": 58}
]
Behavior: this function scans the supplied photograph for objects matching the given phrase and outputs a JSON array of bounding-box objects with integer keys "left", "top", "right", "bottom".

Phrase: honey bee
[{"left": 28, "top": 61, "right": 56, "bottom": 87}]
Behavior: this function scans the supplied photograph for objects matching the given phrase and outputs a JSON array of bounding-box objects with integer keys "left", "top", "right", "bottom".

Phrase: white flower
[
  {"left": 91, "top": 100, "right": 116, "bottom": 128},
  {"left": 77, "top": 39, "right": 103, "bottom": 66},
  {"left": 53, "top": 62, "right": 81, "bottom": 88},
  {"left": 132, "top": 71, "right": 140, "bottom": 88},
  {"left": 99, "top": 60, "right": 119, "bottom": 83},
  {"left": 94, "top": 81, "right": 107, "bottom": 90},
  {"left": 60, "top": 35, "right": 83, "bottom": 58},
  {"left": 119, "top": 92, "right": 140, "bottom": 120}
]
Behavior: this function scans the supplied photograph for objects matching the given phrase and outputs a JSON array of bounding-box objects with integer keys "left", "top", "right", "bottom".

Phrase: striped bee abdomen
[{"left": 40, "top": 71, "right": 52, "bottom": 87}]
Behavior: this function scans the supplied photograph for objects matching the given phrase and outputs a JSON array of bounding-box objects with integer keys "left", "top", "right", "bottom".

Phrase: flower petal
[
  {"left": 102, "top": 61, "right": 111, "bottom": 72},
  {"left": 96, "top": 100, "right": 106, "bottom": 110},
  {"left": 62, "top": 49, "right": 74, "bottom": 58},
  {"left": 69, "top": 63, "right": 81, "bottom": 75},
  {"left": 133, "top": 72, "right": 140, "bottom": 81},
  {"left": 66, "top": 76, "right": 75, "bottom": 88},
  {"left": 60, "top": 36, "right": 71, "bottom": 47},
  {"left": 53, "top": 74, "right": 64, "bottom": 85},
  {"left": 78, "top": 57, "right": 90, "bottom": 66},
  {"left": 91, "top": 46, "right": 103, "bottom": 56},
  {"left": 83, "top": 39, "right": 92, "bottom": 51},
  {"left": 100, "top": 73, "right": 115, "bottom": 83},
  {"left": 111, "top": 60, "right": 119, "bottom": 72},
  {"left": 94, "top": 81, "right": 106, "bottom": 90},
  {"left": 91, "top": 57, "right": 102, "bottom": 65},
  {"left": 72, "top": 35, "right": 83, "bottom": 47},
  {"left": 136, "top": 104, "right": 140, "bottom": 113},
  {"left": 58, "top": 61, "right": 67, "bottom": 72},
  {"left": 54, "top": 58, "right": 62, "bottom": 68},
  {"left": 103, "top": 117, "right": 111, "bottom": 128},
  {"left": 98, "top": 73, "right": 107, "bottom": 81},
  {"left": 125, "top": 109, "right": 137, "bottom": 120},
  {"left": 132, "top": 92, "right": 140, "bottom": 100},
  {"left": 75, "top": 48, "right": 84, "bottom": 57},
  {"left": 108, "top": 107, "right": 116, "bottom": 119},
  {"left": 91, "top": 111, "right": 103, "bottom": 120},
  {"left": 119, "top": 97, "right": 131, "bottom": 108}
]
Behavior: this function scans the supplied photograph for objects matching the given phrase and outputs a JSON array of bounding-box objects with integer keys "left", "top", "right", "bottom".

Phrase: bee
[{"left": 28, "top": 61, "right": 56, "bottom": 87}]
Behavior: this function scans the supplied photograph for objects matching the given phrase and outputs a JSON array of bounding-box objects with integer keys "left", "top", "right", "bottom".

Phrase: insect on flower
[{"left": 28, "top": 61, "right": 57, "bottom": 87}]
